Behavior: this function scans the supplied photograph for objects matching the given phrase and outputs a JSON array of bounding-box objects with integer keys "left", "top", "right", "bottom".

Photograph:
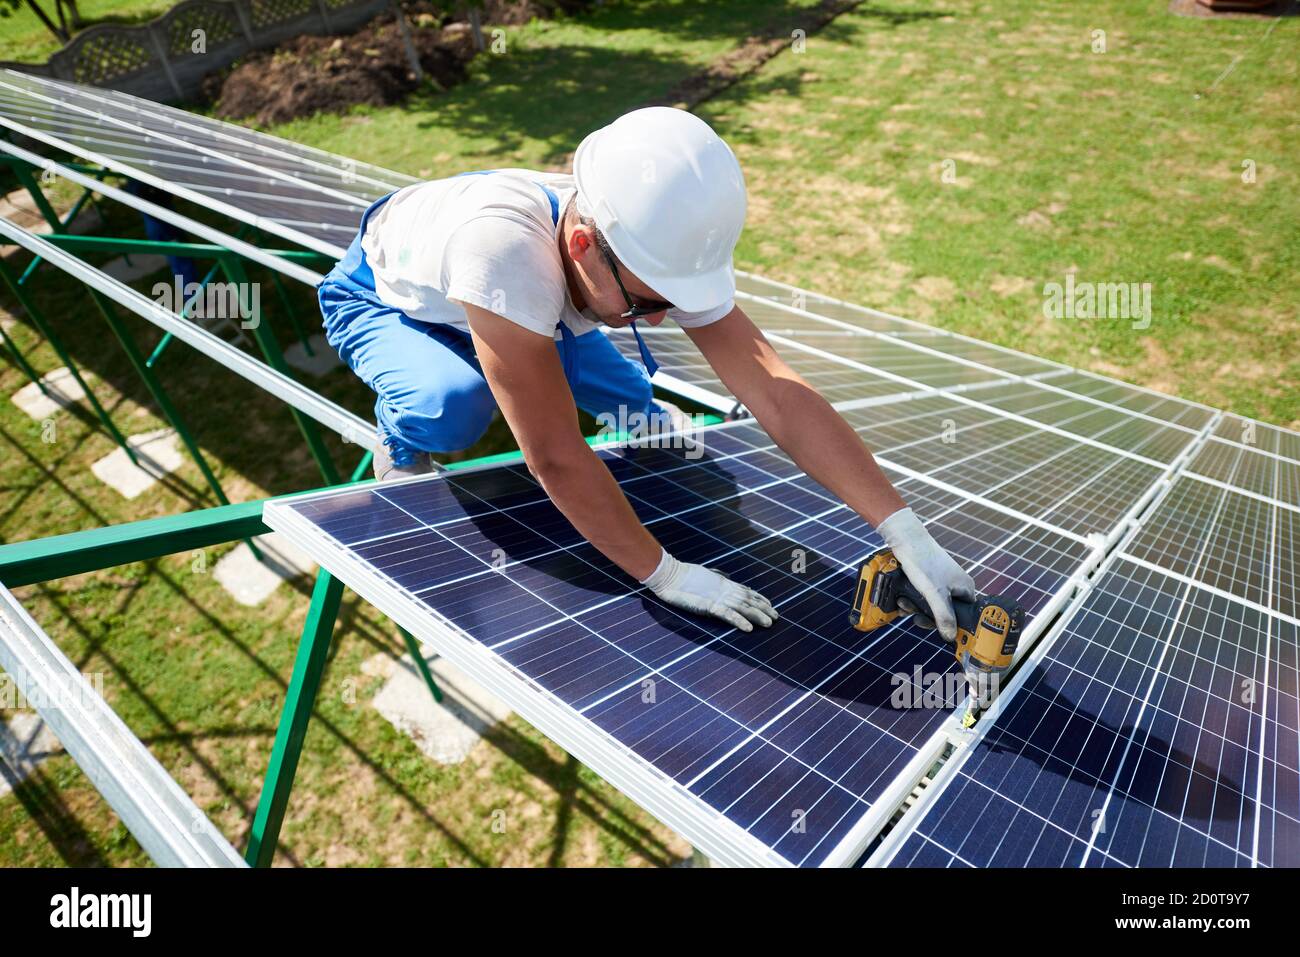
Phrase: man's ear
[{"left": 567, "top": 223, "right": 595, "bottom": 261}]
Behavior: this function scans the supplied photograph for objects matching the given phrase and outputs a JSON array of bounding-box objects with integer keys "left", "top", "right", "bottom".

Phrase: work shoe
[{"left": 372, "top": 438, "right": 434, "bottom": 482}]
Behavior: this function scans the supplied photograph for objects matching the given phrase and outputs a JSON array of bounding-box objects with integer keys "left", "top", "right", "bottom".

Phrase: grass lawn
[{"left": 0, "top": 0, "right": 1295, "bottom": 867}]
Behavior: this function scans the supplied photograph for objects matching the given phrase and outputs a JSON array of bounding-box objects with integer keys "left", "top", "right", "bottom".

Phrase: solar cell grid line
[
  {"left": 733, "top": 292, "right": 1048, "bottom": 386},
  {"left": 733, "top": 269, "right": 1067, "bottom": 375},
  {"left": 0, "top": 98, "right": 374, "bottom": 205},
  {"left": 894, "top": 428, "right": 1163, "bottom": 541},
  {"left": 1122, "top": 477, "right": 1294, "bottom": 621},
  {"left": 0, "top": 91, "right": 379, "bottom": 220},
  {"left": 938, "top": 388, "right": 1169, "bottom": 471},
  {"left": 604, "top": 327, "right": 928, "bottom": 411},
  {"left": 1044, "top": 370, "right": 1215, "bottom": 431},
  {"left": 970, "top": 381, "right": 1200, "bottom": 464},
  {"left": 266, "top": 417, "right": 1095, "bottom": 866},
  {"left": 766, "top": 329, "right": 1011, "bottom": 391},
  {"left": 884, "top": 384, "right": 1189, "bottom": 476},
  {"left": 1187, "top": 439, "right": 1300, "bottom": 509}
]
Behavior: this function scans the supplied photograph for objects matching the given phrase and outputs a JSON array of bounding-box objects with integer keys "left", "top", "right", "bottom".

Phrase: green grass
[
  {"left": 703, "top": 0, "right": 1297, "bottom": 425},
  {"left": 0, "top": 0, "right": 1296, "bottom": 867},
  {"left": 0, "top": 0, "right": 175, "bottom": 64}
]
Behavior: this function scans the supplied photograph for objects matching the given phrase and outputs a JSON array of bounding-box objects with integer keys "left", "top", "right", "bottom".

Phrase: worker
[{"left": 318, "top": 107, "right": 975, "bottom": 638}]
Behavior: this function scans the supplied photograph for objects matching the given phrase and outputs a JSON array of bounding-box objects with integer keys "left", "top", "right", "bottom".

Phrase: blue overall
[{"left": 318, "top": 178, "right": 661, "bottom": 464}]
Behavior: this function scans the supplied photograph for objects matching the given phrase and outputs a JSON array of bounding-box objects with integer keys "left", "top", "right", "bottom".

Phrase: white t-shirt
[{"left": 359, "top": 169, "right": 733, "bottom": 340}]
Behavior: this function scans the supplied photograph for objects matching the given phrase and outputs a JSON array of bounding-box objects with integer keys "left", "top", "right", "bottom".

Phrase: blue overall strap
[
  {"left": 629, "top": 322, "right": 659, "bottom": 377},
  {"left": 534, "top": 181, "right": 578, "bottom": 387}
]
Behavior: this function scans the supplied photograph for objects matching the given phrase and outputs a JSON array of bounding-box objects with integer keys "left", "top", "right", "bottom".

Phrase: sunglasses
[{"left": 595, "top": 240, "right": 673, "bottom": 319}]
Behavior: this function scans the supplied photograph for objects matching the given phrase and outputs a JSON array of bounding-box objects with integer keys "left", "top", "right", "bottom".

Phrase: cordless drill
[{"left": 849, "top": 547, "right": 1024, "bottom": 722}]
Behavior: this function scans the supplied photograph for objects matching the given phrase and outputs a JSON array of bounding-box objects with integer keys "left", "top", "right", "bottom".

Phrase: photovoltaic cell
[
  {"left": 890, "top": 559, "right": 1297, "bottom": 868},
  {"left": 1214, "top": 414, "right": 1300, "bottom": 464},
  {"left": 1188, "top": 439, "right": 1300, "bottom": 508},
  {"left": 1125, "top": 476, "right": 1293, "bottom": 620},
  {"left": 972, "top": 381, "right": 1198, "bottom": 464},
  {"left": 1044, "top": 371, "right": 1215, "bottom": 431},
  {"left": 267, "top": 419, "right": 1093, "bottom": 866},
  {"left": 772, "top": 330, "right": 1009, "bottom": 390}
]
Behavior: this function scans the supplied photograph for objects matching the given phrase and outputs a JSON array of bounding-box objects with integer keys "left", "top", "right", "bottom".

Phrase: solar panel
[
  {"left": 884, "top": 557, "right": 1296, "bottom": 868},
  {"left": 0, "top": 69, "right": 403, "bottom": 255},
  {"left": 265, "top": 419, "right": 1096, "bottom": 866}
]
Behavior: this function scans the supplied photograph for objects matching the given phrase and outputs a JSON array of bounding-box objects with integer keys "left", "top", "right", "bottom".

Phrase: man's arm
[
  {"left": 464, "top": 304, "right": 777, "bottom": 632},
  {"left": 684, "top": 305, "right": 906, "bottom": 525},
  {"left": 464, "top": 303, "right": 662, "bottom": 579},
  {"left": 685, "top": 304, "right": 976, "bottom": 638}
]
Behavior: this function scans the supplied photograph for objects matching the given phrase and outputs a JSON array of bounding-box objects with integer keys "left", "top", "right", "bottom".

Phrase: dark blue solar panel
[
  {"left": 269, "top": 419, "right": 1094, "bottom": 866},
  {"left": 893, "top": 559, "right": 1298, "bottom": 868}
]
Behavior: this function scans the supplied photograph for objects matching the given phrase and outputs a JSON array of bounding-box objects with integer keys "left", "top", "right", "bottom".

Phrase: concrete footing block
[
  {"left": 0, "top": 713, "right": 63, "bottom": 798},
  {"left": 366, "top": 647, "right": 513, "bottom": 765},
  {"left": 213, "top": 533, "right": 317, "bottom": 605},
  {"left": 283, "top": 334, "right": 341, "bottom": 376},
  {"left": 90, "top": 427, "right": 184, "bottom": 499},
  {"left": 12, "top": 367, "right": 89, "bottom": 419}
]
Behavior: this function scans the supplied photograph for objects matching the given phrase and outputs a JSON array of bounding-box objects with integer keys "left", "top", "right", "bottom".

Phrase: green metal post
[
  {"left": 145, "top": 258, "right": 225, "bottom": 368},
  {"left": 0, "top": 255, "right": 137, "bottom": 462},
  {"left": 85, "top": 287, "right": 232, "bottom": 507},
  {"left": 0, "top": 311, "right": 47, "bottom": 390},
  {"left": 10, "top": 164, "right": 62, "bottom": 232},
  {"left": 400, "top": 628, "right": 443, "bottom": 704},
  {"left": 349, "top": 450, "right": 374, "bottom": 483},
  {"left": 267, "top": 268, "right": 315, "bottom": 356},
  {"left": 245, "top": 568, "right": 344, "bottom": 867},
  {"left": 219, "top": 255, "right": 340, "bottom": 486}
]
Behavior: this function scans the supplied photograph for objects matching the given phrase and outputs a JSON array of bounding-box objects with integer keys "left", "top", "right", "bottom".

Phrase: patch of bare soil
[
  {"left": 1168, "top": 0, "right": 1297, "bottom": 18},
  {"left": 206, "top": 1, "right": 595, "bottom": 126}
]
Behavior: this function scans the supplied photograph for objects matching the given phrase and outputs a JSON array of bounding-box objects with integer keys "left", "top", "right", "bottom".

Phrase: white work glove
[
  {"left": 639, "top": 548, "right": 778, "bottom": 633},
  {"left": 876, "top": 507, "right": 977, "bottom": 643}
]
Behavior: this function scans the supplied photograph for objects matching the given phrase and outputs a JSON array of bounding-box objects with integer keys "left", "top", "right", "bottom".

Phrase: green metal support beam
[
  {"left": 0, "top": 497, "right": 270, "bottom": 586},
  {"left": 0, "top": 307, "right": 46, "bottom": 389},
  {"left": 245, "top": 568, "right": 343, "bottom": 867}
]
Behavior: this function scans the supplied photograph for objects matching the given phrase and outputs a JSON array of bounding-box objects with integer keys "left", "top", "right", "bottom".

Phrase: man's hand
[
  {"left": 640, "top": 548, "right": 778, "bottom": 633},
  {"left": 876, "top": 507, "right": 976, "bottom": 642}
]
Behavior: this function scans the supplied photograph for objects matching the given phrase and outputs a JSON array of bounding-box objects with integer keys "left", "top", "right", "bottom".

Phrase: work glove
[
  {"left": 876, "top": 507, "right": 977, "bottom": 643},
  {"left": 640, "top": 547, "right": 779, "bottom": 633}
]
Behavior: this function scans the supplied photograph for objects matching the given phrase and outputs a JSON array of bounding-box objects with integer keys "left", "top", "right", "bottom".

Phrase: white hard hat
[{"left": 573, "top": 107, "right": 746, "bottom": 313}]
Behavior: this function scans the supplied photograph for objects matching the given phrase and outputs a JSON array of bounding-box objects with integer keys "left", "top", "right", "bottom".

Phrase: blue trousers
[{"left": 318, "top": 263, "right": 657, "bottom": 464}]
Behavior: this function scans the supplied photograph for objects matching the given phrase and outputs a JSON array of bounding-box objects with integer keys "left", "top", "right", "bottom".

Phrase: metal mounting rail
[{"left": 0, "top": 584, "right": 246, "bottom": 867}]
